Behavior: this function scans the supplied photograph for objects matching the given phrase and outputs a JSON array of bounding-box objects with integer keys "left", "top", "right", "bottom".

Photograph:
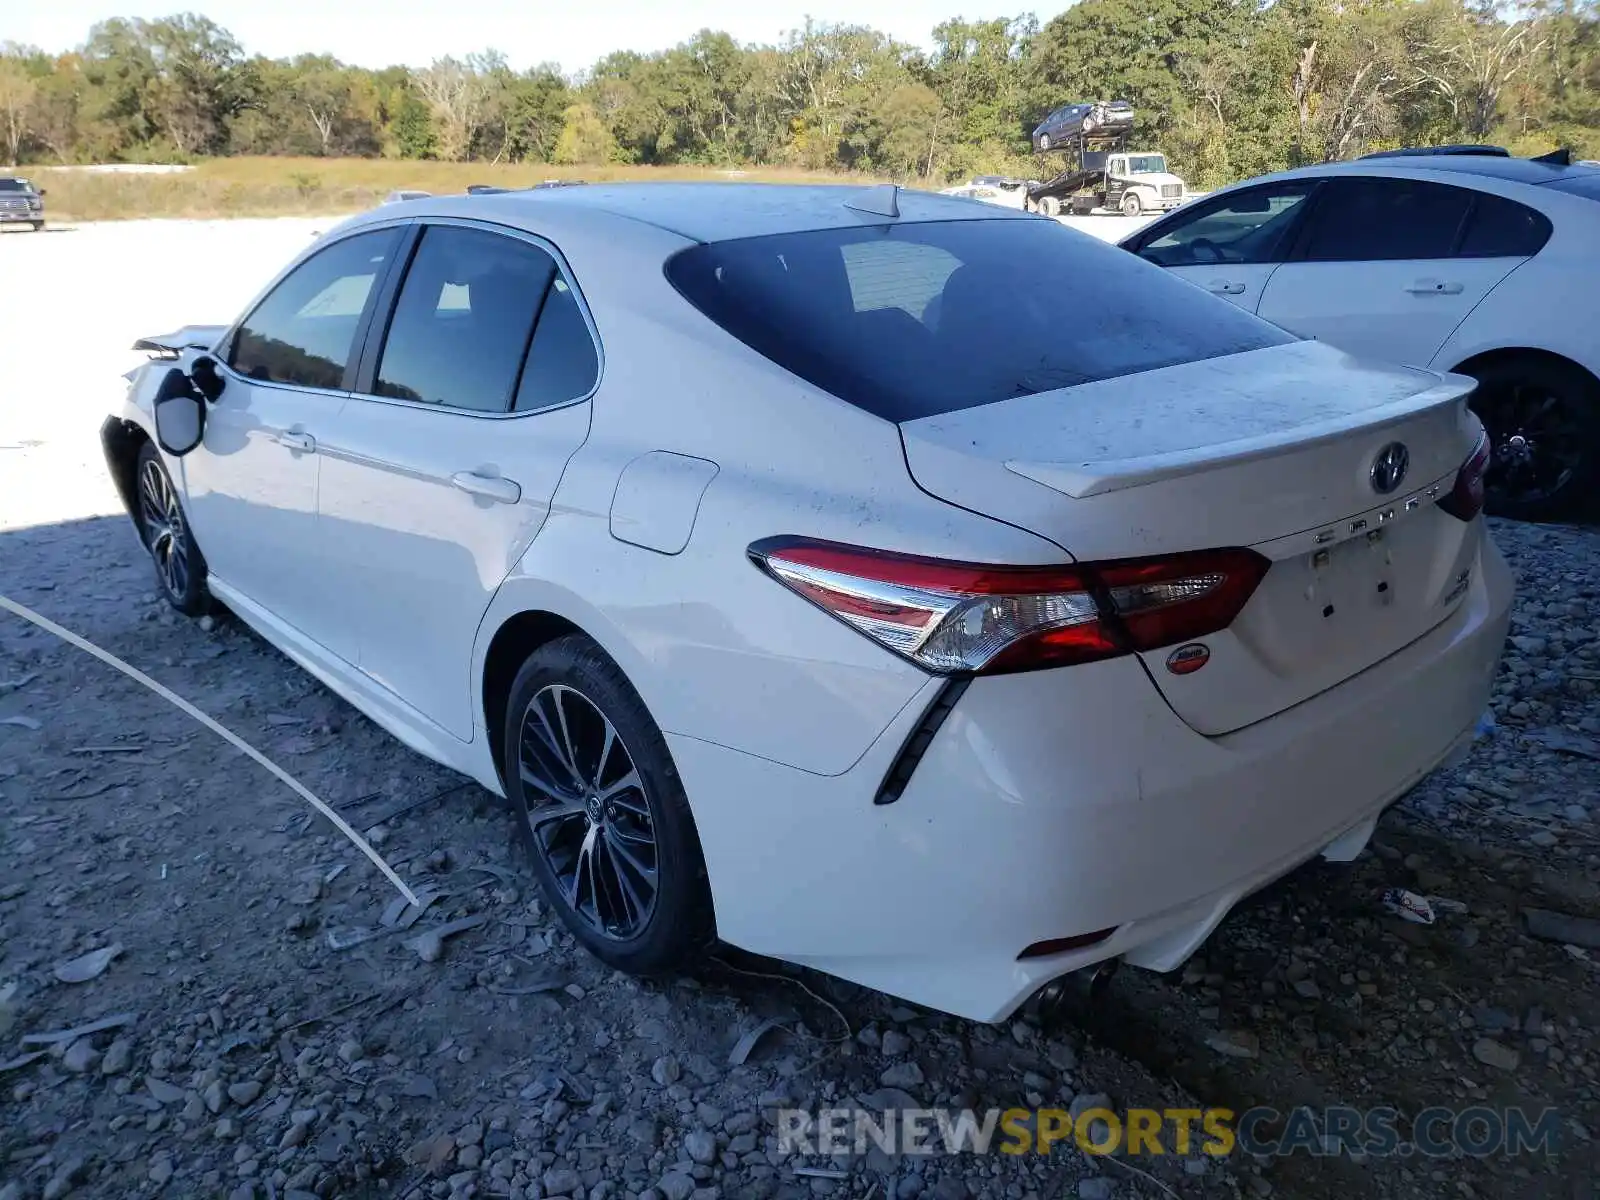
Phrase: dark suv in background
[{"left": 0, "top": 176, "right": 46, "bottom": 230}]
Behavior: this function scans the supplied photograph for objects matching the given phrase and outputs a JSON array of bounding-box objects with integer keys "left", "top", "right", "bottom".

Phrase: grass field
[{"left": 24, "top": 157, "right": 888, "bottom": 222}]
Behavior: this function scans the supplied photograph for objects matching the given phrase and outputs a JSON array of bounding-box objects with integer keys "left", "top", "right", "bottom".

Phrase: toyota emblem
[{"left": 1370, "top": 442, "right": 1410, "bottom": 494}]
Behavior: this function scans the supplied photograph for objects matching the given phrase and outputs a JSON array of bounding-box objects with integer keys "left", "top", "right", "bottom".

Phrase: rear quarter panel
[{"left": 473, "top": 219, "right": 1073, "bottom": 777}]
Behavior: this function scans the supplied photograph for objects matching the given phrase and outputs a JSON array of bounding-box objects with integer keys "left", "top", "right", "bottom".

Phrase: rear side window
[
  {"left": 513, "top": 279, "right": 600, "bottom": 412},
  {"left": 1297, "top": 177, "right": 1473, "bottom": 261},
  {"left": 1457, "top": 192, "right": 1552, "bottom": 257},
  {"left": 375, "top": 225, "right": 556, "bottom": 412},
  {"left": 666, "top": 218, "right": 1296, "bottom": 423}
]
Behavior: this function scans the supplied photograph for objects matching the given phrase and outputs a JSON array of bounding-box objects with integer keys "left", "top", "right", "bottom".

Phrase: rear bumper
[{"left": 671, "top": 525, "right": 1512, "bottom": 1023}]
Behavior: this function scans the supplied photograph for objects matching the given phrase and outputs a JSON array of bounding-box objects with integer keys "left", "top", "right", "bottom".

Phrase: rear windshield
[{"left": 665, "top": 218, "right": 1294, "bottom": 422}]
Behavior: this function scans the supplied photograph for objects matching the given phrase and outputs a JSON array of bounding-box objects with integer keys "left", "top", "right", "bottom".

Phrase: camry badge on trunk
[
  {"left": 1370, "top": 442, "right": 1410, "bottom": 494},
  {"left": 1165, "top": 644, "right": 1210, "bottom": 675}
]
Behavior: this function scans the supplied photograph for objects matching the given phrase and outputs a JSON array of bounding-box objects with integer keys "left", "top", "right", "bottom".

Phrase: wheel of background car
[
  {"left": 1083, "top": 116, "right": 1097, "bottom": 133},
  {"left": 1038, "top": 133, "right": 1051, "bottom": 151},
  {"left": 1121, "top": 192, "right": 1143, "bottom": 217},
  {"left": 135, "top": 441, "right": 212, "bottom": 617},
  {"left": 1040, "top": 196, "right": 1061, "bottom": 218},
  {"left": 503, "top": 633, "right": 715, "bottom": 975},
  {"left": 1466, "top": 356, "right": 1600, "bottom": 523}
]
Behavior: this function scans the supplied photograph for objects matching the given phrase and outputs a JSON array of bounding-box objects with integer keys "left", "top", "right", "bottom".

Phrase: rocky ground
[{"left": 3, "top": 220, "right": 1599, "bottom": 1200}]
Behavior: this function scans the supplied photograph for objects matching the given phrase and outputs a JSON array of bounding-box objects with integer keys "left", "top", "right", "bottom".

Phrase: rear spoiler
[
  {"left": 1004, "top": 374, "right": 1476, "bottom": 499},
  {"left": 131, "top": 324, "right": 229, "bottom": 358}
]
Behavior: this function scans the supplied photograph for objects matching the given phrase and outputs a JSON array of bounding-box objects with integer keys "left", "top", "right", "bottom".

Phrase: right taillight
[
  {"left": 749, "top": 537, "right": 1270, "bottom": 676},
  {"left": 1438, "top": 430, "right": 1491, "bottom": 521}
]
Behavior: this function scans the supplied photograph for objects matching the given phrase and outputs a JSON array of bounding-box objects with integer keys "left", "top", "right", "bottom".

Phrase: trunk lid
[{"left": 899, "top": 340, "right": 1486, "bottom": 735}]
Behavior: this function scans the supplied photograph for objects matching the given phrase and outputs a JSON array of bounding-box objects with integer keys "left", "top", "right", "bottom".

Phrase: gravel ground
[{"left": 2, "top": 217, "right": 1597, "bottom": 1200}]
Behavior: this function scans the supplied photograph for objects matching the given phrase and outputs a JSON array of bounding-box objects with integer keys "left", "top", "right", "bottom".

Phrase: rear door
[
  {"left": 1126, "top": 180, "right": 1320, "bottom": 312},
  {"left": 314, "top": 219, "right": 599, "bottom": 741},
  {"left": 1257, "top": 175, "right": 1536, "bottom": 365}
]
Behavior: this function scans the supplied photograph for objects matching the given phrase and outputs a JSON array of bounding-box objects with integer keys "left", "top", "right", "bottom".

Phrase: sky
[{"left": 8, "top": 1, "right": 1077, "bottom": 74}]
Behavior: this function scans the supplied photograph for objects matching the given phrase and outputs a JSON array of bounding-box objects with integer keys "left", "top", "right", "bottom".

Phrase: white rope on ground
[{"left": 0, "top": 592, "right": 419, "bottom": 907}]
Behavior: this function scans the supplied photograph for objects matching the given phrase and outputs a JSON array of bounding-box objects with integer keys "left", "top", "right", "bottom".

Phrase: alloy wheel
[
  {"left": 517, "top": 683, "right": 659, "bottom": 940},
  {"left": 1475, "top": 382, "right": 1584, "bottom": 510},
  {"left": 138, "top": 458, "right": 189, "bottom": 599}
]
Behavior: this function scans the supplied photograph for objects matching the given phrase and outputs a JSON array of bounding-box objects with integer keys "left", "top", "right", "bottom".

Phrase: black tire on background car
[
  {"left": 1038, "top": 133, "right": 1052, "bottom": 151},
  {"left": 135, "top": 440, "right": 212, "bottom": 615},
  {"left": 503, "top": 634, "right": 715, "bottom": 975},
  {"left": 31, "top": 221, "right": 44, "bottom": 232},
  {"left": 1465, "top": 356, "right": 1600, "bottom": 523}
]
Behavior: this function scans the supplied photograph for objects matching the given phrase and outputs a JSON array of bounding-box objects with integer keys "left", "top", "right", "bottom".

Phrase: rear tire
[
  {"left": 1040, "top": 196, "right": 1061, "bottom": 218},
  {"left": 503, "top": 634, "right": 715, "bottom": 975},
  {"left": 134, "top": 441, "right": 211, "bottom": 616},
  {"left": 1465, "top": 355, "right": 1600, "bottom": 522}
]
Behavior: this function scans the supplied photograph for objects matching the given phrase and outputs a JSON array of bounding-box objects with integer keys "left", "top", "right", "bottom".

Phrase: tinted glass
[
  {"left": 1299, "top": 177, "right": 1473, "bottom": 261},
  {"left": 1456, "top": 192, "right": 1553, "bottom": 257},
  {"left": 666, "top": 218, "right": 1296, "bottom": 423},
  {"left": 375, "top": 226, "right": 556, "bottom": 413},
  {"left": 0, "top": 179, "right": 30, "bottom": 192},
  {"left": 230, "top": 227, "right": 401, "bottom": 390},
  {"left": 513, "top": 278, "right": 600, "bottom": 412},
  {"left": 1138, "top": 183, "right": 1316, "bottom": 267}
]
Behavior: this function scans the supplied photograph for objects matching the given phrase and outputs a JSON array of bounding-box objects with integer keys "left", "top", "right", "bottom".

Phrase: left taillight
[
  {"left": 748, "top": 537, "right": 1270, "bottom": 676},
  {"left": 1437, "top": 430, "right": 1491, "bottom": 522}
]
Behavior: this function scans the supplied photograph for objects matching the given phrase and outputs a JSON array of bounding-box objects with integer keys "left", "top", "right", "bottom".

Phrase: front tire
[
  {"left": 31, "top": 221, "right": 44, "bottom": 232},
  {"left": 1038, "top": 133, "right": 1052, "bottom": 151},
  {"left": 135, "top": 441, "right": 211, "bottom": 615},
  {"left": 1121, "top": 192, "right": 1143, "bottom": 217},
  {"left": 503, "top": 635, "right": 714, "bottom": 975},
  {"left": 1467, "top": 356, "right": 1599, "bottom": 522}
]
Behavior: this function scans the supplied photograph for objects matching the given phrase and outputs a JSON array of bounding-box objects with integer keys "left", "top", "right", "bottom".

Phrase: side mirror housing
[
  {"left": 190, "top": 354, "right": 225, "bottom": 402},
  {"left": 152, "top": 368, "right": 206, "bottom": 457}
]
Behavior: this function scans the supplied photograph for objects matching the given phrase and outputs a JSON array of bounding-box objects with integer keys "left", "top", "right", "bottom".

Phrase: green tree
[{"left": 553, "top": 100, "right": 616, "bottom": 164}]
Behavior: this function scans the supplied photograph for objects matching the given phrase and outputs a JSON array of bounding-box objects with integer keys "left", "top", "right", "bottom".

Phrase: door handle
[
  {"left": 450, "top": 471, "right": 522, "bottom": 504},
  {"left": 1406, "top": 279, "right": 1464, "bottom": 295},
  {"left": 273, "top": 431, "right": 316, "bottom": 453},
  {"left": 1207, "top": 281, "right": 1247, "bottom": 295}
]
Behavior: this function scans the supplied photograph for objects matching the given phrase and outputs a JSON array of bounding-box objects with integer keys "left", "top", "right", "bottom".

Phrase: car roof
[
  {"left": 1260, "top": 154, "right": 1600, "bottom": 190},
  {"left": 432, "top": 182, "right": 1035, "bottom": 243}
]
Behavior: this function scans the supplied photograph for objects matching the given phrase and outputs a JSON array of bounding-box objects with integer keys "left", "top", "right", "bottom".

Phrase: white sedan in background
[
  {"left": 102, "top": 183, "right": 1510, "bottom": 1022},
  {"left": 1121, "top": 147, "right": 1600, "bottom": 521}
]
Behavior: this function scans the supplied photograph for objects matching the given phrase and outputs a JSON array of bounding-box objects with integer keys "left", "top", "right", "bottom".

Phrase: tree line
[{"left": 1, "top": 0, "right": 1596, "bottom": 189}]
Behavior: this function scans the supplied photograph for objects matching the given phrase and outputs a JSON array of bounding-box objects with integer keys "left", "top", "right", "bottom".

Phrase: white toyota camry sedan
[{"left": 101, "top": 183, "right": 1513, "bottom": 1023}]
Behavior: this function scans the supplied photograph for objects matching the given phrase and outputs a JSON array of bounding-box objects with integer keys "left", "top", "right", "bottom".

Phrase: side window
[
  {"left": 513, "top": 278, "right": 601, "bottom": 412},
  {"left": 1297, "top": 177, "right": 1473, "bottom": 262},
  {"left": 1137, "top": 184, "right": 1317, "bottom": 267},
  {"left": 229, "top": 227, "right": 402, "bottom": 390},
  {"left": 374, "top": 225, "right": 556, "bottom": 413},
  {"left": 1456, "top": 192, "right": 1552, "bottom": 258}
]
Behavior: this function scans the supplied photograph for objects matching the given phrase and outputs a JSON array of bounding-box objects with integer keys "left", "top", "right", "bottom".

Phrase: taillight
[
  {"left": 1437, "top": 431, "right": 1491, "bottom": 522},
  {"left": 748, "top": 537, "right": 1269, "bottom": 676}
]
